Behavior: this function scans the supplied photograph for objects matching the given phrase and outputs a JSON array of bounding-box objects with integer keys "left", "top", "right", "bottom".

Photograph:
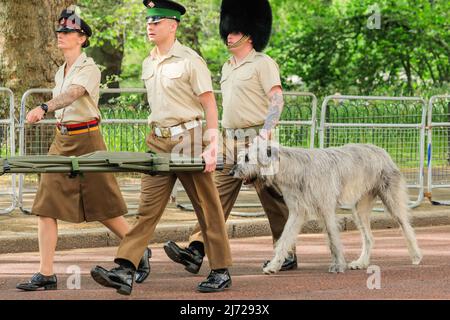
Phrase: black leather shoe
[
  {"left": 197, "top": 269, "right": 232, "bottom": 293},
  {"left": 135, "top": 248, "right": 152, "bottom": 284},
  {"left": 16, "top": 273, "right": 57, "bottom": 291},
  {"left": 90, "top": 265, "right": 134, "bottom": 296},
  {"left": 163, "top": 241, "right": 203, "bottom": 274},
  {"left": 263, "top": 254, "right": 298, "bottom": 271}
]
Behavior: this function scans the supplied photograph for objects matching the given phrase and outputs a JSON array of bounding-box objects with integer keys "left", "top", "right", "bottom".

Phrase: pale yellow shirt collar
[
  {"left": 150, "top": 39, "right": 184, "bottom": 62},
  {"left": 72, "top": 52, "right": 88, "bottom": 68},
  {"left": 62, "top": 52, "right": 87, "bottom": 69},
  {"left": 228, "top": 49, "right": 257, "bottom": 68},
  {"left": 60, "top": 52, "right": 89, "bottom": 78}
]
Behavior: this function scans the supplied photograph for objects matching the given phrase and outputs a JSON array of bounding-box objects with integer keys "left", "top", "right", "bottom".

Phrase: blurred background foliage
[{"left": 68, "top": 0, "right": 450, "bottom": 97}]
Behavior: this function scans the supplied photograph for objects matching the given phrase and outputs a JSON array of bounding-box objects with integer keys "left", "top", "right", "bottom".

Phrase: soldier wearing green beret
[{"left": 90, "top": 0, "right": 233, "bottom": 295}]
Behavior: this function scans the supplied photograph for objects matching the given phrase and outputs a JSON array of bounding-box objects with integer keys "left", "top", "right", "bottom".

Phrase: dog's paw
[
  {"left": 328, "top": 263, "right": 346, "bottom": 273},
  {"left": 263, "top": 261, "right": 282, "bottom": 275},
  {"left": 348, "top": 260, "right": 369, "bottom": 270},
  {"left": 412, "top": 253, "right": 423, "bottom": 265}
]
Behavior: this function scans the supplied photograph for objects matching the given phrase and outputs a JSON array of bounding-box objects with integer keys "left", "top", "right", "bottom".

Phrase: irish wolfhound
[{"left": 230, "top": 137, "right": 423, "bottom": 274}]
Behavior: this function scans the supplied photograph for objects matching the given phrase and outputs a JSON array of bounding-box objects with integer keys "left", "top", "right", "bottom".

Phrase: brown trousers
[
  {"left": 116, "top": 126, "right": 232, "bottom": 270},
  {"left": 189, "top": 133, "right": 290, "bottom": 246}
]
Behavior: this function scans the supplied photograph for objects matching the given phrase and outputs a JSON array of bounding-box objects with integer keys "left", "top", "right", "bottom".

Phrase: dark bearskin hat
[{"left": 219, "top": 0, "right": 273, "bottom": 52}]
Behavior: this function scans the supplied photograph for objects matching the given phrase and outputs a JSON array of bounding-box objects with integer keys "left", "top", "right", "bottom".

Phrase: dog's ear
[
  {"left": 267, "top": 145, "right": 280, "bottom": 161},
  {"left": 258, "top": 143, "right": 280, "bottom": 176}
]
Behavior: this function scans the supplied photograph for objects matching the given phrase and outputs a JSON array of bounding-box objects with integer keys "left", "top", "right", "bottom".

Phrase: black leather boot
[
  {"left": 263, "top": 253, "right": 298, "bottom": 271},
  {"left": 197, "top": 269, "right": 232, "bottom": 293},
  {"left": 135, "top": 248, "right": 152, "bottom": 283},
  {"left": 163, "top": 241, "right": 203, "bottom": 274},
  {"left": 90, "top": 264, "right": 135, "bottom": 296},
  {"left": 16, "top": 273, "right": 57, "bottom": 291}
]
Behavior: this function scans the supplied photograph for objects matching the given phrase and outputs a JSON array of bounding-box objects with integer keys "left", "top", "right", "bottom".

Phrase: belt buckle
[
  {"left": 60, "top": 125, "right": 69, "bottom": 135},
  {"left": 161, "top": 128, "right": 171, "bottom": 138},
  {"left": 154, "top": 127, "right": 170, "bottom": 138}
]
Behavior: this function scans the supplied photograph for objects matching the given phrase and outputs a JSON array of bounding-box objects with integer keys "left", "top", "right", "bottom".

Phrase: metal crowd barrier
[
  {"left": 0, "top": 88, "right": 17, "bottom": 214},
  {"left": 319, "top": 95, "right": 427, "bottom": 209},
  {"left": 213, "top": 91, "right": 318, "bottom": 148},
  {"left": 15, "top": 89, "right": 442, "bottom": 215},
  {"left": 176, "top": 91, "right": 318, "bottom": 215},
  {"left": 277, "top": 92, "right": 318, "bottom": 148},
  {"left": 18, "top": 89, "right": 318, "bottom": 216},
  {"left": 426, "top": 95, "right": 450, "bottom": 205}
]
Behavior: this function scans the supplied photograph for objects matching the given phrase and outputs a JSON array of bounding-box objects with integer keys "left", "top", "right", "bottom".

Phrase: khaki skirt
[{"left": 32, "top": 129, "right": 128, "bottom": 223}]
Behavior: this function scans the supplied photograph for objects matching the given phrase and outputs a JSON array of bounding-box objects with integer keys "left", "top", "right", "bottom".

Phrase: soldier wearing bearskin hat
[{"left": 164, "top": 0, "right": 298, "bottom": 275}]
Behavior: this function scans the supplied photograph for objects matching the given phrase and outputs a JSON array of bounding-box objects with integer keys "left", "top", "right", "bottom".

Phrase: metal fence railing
[
  {"left": 0, "top": 87, "right": 17, "bottom": 214},
  {"left": 175, "top": 91, "right": 318, "bottom": 215},
  {"left": 7, "top": 89, "right": 448, "bottom": 215},
  {"left": 277, "top": 92, "right": 318, "bottom": 148},
  {"left": 319, "top": 95, "right": 427, "bottom": 209},
  {"left": 426, "top": 95, "right": 450, "bottom": 205},
  {"left": 214, "top": 91, "right": 318, "bottom": 147}
]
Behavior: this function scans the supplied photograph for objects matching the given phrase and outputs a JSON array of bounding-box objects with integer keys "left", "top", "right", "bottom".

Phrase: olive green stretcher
[{"left": 0, "top": 151, "right": 221, "bottom": 177}]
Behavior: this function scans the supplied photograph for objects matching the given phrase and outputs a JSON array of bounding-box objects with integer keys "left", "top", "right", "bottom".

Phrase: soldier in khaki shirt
[
  {"left": 90, "top": 0, "right": 232, "bottom": 295},
  {"left": 16, "top": 8, "right": 150, "bottom": 292},
  {"left": 165, "top": 0, "right": 297, "bottom": 273}
]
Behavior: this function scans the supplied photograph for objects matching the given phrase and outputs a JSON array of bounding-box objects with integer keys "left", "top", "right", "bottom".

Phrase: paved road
[{"left": 0, "top": 226, "right": 449, "bottom": 300}]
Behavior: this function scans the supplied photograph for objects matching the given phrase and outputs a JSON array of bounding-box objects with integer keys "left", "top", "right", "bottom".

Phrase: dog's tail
[{"left": 378, "top": 171, "right": 423, "bottom": 265}]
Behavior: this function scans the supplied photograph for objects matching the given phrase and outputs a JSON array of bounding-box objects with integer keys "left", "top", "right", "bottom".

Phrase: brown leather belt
[{"left": 57, "top": 120, "right": 99, "bottom": 136}]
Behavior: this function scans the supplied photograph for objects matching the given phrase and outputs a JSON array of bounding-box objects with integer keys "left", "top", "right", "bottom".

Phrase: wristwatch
[{"left": 40, "top": 103, "right": 49, "bottom": 114}]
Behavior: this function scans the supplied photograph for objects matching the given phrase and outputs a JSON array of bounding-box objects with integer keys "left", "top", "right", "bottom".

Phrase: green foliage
[
  {"left": 78, "top": 0, "right": 145, "bottom": 49},
  {"left": 268, "top": 0, "right": 449, "bottom": 96},
  {"left": 76, "top": 0, "right": 448, "bottom": 96}
]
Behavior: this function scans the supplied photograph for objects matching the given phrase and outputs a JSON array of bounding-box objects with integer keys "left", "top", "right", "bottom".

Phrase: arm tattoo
[
  {"left": 263, "top": 92, "right": 284, "bottom": 131},
  {"left": 46, "top": 85, "right": 86, "bottom": 112}
]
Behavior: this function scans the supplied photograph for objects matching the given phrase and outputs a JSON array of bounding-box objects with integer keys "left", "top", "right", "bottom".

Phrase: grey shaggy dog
[{"left": 231, "top": 137, "right": 423, "bottom": 274}]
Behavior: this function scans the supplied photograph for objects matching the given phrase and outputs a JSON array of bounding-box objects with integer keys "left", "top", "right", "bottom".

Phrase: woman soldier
[{"left": 16, "top": 8, "right": 150, "bottom": 291}]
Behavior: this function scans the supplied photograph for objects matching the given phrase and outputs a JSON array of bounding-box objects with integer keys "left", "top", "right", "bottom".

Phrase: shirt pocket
[
  {"left": 141, "top": 68, "right": 155, "bottom": 100},
  {"left": 141, "top": 68, "right": 154, "bottom": 82},
  {"left": 220, "top": 72, "right": 230, "bottom": 85},
  {"left": 235, "top": 68, "right": 260, "bottom": 94},
  {"left": 220, "top": 74, "right": 231, "bottom": 107},
  {"left": 236, "top": 68, "right": 256, "bottom": 81},
  {"left": 220, "top": 73, "right": 231, "bottom": 89},
  {"left": 161, "top": 62, "right": 184, "bottom": 89}
]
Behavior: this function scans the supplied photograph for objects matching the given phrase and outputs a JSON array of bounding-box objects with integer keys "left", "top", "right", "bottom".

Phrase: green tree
[
  {"left": 0, "top": 0, "right": 77, "bottom": 117},
  {"left": 268, "top": 0, "right": 449, "bottom": 96}
]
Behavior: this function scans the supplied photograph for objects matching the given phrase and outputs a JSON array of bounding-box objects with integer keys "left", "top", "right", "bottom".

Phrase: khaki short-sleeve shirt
[
  {"left": 142, "top": 40, "right": 214, "bottom": 127},
  {"left": 221, "top": 50, "right": 282, "bottom": 129},
  {"left": 53, "top": 52, "right": 101, "bottom": 124}
]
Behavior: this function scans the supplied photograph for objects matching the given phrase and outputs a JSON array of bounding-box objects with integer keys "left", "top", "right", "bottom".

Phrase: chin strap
[{"left": 227, "top": 35, "right": 250, "bottom": 49}]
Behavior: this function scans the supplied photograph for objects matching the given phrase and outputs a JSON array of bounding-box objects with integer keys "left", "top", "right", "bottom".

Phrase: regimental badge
[{"left": 148, "top": 1, "right": 156, "bottom": 8}]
